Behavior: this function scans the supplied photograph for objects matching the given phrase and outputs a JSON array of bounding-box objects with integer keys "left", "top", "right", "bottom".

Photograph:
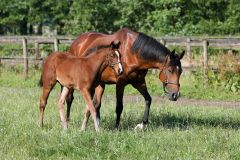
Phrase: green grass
[{"left": 1, "top": 86, "right": 240, "bottom": 159}]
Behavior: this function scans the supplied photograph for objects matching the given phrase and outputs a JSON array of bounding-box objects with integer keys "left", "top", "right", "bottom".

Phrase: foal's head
[
  {"left": 159, "top": 50, "right": 185, "bottom": 101},
  {"left": 106, "top": 41, "right": 123, "bottom": 76}
]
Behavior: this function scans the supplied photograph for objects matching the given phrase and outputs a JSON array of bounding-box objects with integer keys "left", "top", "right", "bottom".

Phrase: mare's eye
[{"left": 168, "top": 69, "right": 173, "bottom": 73}]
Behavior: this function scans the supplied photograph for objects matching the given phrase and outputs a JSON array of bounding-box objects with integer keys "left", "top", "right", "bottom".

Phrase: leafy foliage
[{"left": 0, "top": 0, "right": 240, "bottom": 35}]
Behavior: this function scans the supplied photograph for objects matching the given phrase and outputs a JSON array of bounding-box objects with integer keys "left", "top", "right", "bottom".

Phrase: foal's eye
[{"left": 168, "top": 69, "right": 173, "bottom": 73}]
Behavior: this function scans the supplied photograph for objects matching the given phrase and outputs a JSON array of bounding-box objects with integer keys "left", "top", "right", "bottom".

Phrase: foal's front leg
[
  {"left": 81, "top": 106, "right": 90, "bottom": 131},
  {"left": 80, "top": 89, "right": 99, "bottom": 132},
  {"left": 58, "top": 87, "right": 69, "bottom": 130}
]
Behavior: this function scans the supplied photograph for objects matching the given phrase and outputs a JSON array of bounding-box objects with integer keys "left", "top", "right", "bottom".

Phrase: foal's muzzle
[
  {"left": 111, "top": 61, "right": 123, "bottom": 76},
  {"left": 118, "top": 67, "right": 123, "bottom": 76}
]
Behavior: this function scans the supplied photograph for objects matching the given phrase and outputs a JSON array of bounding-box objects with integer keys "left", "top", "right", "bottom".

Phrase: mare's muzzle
[
  {"left": 163, "top": 82, "right": 180, "bottom": 101},
  {"left": 168, "top": 92, "right": 180, "bottom": 101}
]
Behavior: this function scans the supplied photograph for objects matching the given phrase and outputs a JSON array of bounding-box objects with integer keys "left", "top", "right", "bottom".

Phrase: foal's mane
[
  {"left": 131, "top": 32, "right": 170, "bottom": 62},
  {"left": 85, "top": 44, "right": 111, "bottom": 56}
]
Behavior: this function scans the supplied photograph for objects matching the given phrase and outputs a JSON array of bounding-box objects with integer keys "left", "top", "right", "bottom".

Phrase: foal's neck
[{"left": 87, "top": 50, "right": 109, "bottom": 71}]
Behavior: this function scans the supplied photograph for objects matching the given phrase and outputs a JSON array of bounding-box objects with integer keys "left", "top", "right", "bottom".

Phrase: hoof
[{"left": 134, "top": 123, "right": 145, "bottom": 130}]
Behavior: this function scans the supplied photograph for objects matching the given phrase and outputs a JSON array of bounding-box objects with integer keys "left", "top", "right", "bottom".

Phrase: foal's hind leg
[
  {"left": 39, "top": 87, "right": 52, "bottom": 128},
  {"left": 57, "top": 87, "right": 69, "bottom": 130}
]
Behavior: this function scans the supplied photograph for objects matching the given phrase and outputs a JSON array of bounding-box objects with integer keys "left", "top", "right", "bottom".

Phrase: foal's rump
[{"left": 39, "top": 52, "right": 71, "bottom": 88}]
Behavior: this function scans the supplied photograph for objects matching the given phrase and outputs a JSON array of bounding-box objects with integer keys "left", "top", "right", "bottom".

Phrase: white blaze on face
[{"left": 115, "top": 50, "right": 123, "bottom": 73}]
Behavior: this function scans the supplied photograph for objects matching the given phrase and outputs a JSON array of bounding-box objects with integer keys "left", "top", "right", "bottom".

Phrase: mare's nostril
[{"left": 173, "top": 93, "right": 177, "bottom": 100}]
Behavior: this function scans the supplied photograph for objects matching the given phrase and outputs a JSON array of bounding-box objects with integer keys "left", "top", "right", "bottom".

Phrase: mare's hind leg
[
  {"left": 39, "top": 87, "right": 53, "bottom": 128},
  {"left": 132, "top": 79, "right": 152, "bottom": 129},
  {"left": 93, "top": 83, "right": 105, "bottom": 126},
  {"left": 115, "top": 81, "right": 126, "bottom": 130},
  {"left": 58, "top": 87, "right": 69, "bottom": 130},
  {"left": 66, "top": 89, "right": 74, "bottom": 124}
]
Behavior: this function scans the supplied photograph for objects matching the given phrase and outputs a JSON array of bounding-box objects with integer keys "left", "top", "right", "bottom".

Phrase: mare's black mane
[{"left": 131, "top": 32, "right": 170, "bottom": 62}]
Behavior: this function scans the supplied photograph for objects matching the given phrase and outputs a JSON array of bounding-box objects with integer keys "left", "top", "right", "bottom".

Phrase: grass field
[{"left": 1, "top": 68, "right": 240, "bottom": 159}]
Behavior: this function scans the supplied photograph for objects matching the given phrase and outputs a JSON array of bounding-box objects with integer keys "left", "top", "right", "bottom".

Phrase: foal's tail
[{"left": 38, "top": 75, "right": 43, "bottom": 87}]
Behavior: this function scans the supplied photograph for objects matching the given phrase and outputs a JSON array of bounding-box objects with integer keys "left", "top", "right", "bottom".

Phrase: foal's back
[{"left": 43, "top": 51, "right": 100, "bottom": 90}]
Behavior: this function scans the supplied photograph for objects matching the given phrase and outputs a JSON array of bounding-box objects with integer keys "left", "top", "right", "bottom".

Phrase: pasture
[{"left": 1, "top": 68, "right": 240, "bottom": 159}]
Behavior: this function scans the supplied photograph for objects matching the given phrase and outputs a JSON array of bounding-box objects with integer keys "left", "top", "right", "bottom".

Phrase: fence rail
[{"left": 1, "top": 36, "right": 240, "bottom": 79}]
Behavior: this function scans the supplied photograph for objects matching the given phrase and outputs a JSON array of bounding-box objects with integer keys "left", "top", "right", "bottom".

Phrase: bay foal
[{"left": 39, "top": 41, "right": 122, "bottom": 131}]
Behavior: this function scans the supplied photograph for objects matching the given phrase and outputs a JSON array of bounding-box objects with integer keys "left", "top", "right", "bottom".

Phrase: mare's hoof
[{"left": 134, "top": 123, "right": 145, "bottom": 130}]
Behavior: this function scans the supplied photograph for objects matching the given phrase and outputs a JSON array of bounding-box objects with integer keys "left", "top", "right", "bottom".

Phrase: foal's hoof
[{"left": 134, "top": 123, "right": 145, "bottom": 130}]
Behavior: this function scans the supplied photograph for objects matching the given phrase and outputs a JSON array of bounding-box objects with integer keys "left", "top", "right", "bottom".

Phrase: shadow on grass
[
  {"left": 100, "top": 113, "right": 240, "bottom": 131},
  {"left": 46, "top": 112, "right": 240, "bottom": 131},
  {"left": 149, "top": 113, "right": 240, "bottom": 130}
]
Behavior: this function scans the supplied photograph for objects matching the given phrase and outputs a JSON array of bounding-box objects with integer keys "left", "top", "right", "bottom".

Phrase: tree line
[{"left": 0, "top": 0, "right": 239, "bottom": 36}]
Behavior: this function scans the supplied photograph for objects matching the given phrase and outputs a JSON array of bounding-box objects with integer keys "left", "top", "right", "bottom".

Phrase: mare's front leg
[
  {"left": 66, "top": 89, "right": 74, "bottom": 124},
  {"left": 80, "top": 88, "right": 99, "bottom": 132},
  {"left": 58, "top": 87, "right": 69, "bottom": 130},
  {"left": 132, "top": 79, "right": 152, "bottom": 129},
  {"left": 115, "top": 81, "right": 126, "bottom": 130},
  {"left": 92, "top": 83, "right": 105, "bottom": 126}
]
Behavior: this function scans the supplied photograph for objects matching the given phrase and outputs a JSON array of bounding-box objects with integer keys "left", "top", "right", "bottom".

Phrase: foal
[{"left": 39, "top": 41, "right": 122, "bottom": 131}]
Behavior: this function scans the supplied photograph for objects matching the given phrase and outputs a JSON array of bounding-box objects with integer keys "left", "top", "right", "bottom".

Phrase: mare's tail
[{"left": 38, "top": 75, "right": 43, "bottom": 87}]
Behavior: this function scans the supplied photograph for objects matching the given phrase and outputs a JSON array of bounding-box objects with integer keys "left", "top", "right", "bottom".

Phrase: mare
[
  {"left": 38, "top": 41, "right": 123, "bottom": 131},
  {"left": 68, "top": 28, "right": 185, "bottom": 129}
]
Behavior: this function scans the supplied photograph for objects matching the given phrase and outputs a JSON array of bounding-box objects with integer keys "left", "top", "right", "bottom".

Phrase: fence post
[
  {"left": 186, "top": 38, "right": 192, "bottom": 62},
  {"left": 35, "top": 42, "right": 40, "bottom": 59},
  {"left": 54, "top": 38, "right": 59, "bottom": 51},
  {"left": 203, "top": 40, "right": 208, "bottom": 85},
  {"left": 22, "top": 37, "right": 28, "bottom": 79}
]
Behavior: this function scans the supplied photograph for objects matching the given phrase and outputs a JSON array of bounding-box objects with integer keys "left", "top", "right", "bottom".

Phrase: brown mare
[
  {"left": 68, "top": 28, "right": 185, "bottom": 129},
  {"left": 38, "top": 41, "right": 123, "bottom": 131}
]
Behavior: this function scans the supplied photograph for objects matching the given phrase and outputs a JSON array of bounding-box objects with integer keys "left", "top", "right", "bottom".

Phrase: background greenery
[{"left": 0, "top": 0, "right": 240, "bottom": 36}]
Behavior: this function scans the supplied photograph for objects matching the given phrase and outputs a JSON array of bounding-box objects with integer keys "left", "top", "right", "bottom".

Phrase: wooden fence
[
  {"left": 0, "top": 36, "right": 74, "bottom": 79},
  {"left": 0, "top": 36, "right": 240, "bottom": 79}
]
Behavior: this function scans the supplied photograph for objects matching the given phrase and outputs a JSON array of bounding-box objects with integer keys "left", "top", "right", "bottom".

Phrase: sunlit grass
[{"left": 1, "top": 86, "right": 240, "bottom": 159}]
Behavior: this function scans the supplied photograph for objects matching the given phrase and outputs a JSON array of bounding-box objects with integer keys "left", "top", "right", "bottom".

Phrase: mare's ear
[
  {"left": 179, "top": 50, "right": 185, "bottom": 59},
  {"left": 110, "top": 40, "right": 121, "bottom": 49},
  {"left": 170, "top": 49, "right": 175, "bottom": 59}
]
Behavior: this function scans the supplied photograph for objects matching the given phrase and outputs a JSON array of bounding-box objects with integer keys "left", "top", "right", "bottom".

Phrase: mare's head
[
  {"left": 107, "top": 41, "right": 123, "bottom": 76},
  {"left": 131, "top": 32, "right": 185, "bottom": 101},
  {"left": 159, "top": 50, "right": 185, "bottom": 101}
]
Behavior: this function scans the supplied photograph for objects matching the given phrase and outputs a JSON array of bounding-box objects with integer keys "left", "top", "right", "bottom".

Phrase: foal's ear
[
  {"left": 170, "top": 49, "right": 175, "bottom": 59},
  {"left": 179, "top": 50, "right": 185, "bottom": 59},
  {"left": 110, "top": 40, "right": 121, "bottom": 49}
]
